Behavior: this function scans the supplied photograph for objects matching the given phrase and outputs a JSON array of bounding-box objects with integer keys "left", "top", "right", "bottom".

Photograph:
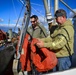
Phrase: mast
[
  {"left": 43, "top": 0, "right": 50, "bottom": 14},
  {"left": 43, "top": 0, "right": 53, "bottom": 24},
  {"left": 54, "top": 0, "right": 58, "bottom": 13},
  {"left": 47, "top": 0, "right": 51, "bottom": 11},
  {"left": 54, "top": 0, "right": 58, "bottom": 24},
  {"left": 13, "top": 0, "right": 31, "bottom": 74},
  {"left": 18, "top": 0, "right": 31, "bottom": 54}
]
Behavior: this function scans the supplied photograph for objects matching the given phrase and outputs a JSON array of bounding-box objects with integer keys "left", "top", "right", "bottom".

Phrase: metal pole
[
  {"left": 54, "top": 0, "right": 58, "bottom": 13},
  {"left": 43, "top": 0, "right": 50, "bottom": 14},
  {"left": 54, "top": 0, "right": 58, "bottom": 24},
  {"left": 60, "top": 0, "right": 76, "bottom": 15},
  {"left": 47, "top": 0, "right": 51, "bottom": 12},
  {"left": 43, "top": 0, "right": 53, "bottom": 24}
]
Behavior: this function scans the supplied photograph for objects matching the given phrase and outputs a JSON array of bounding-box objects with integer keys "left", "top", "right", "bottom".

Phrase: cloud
[
  {"left": 13, "top": 17, "right": 24, "bottom": 24},
  {"left": 0, "top": 23, "right": 21, "bottom": 28},
  {"left": 38, "top": 16, "right": 47, "bottom": 23},
  {"left": 0, "top": 23, "right": 21, "bottom": 33},
  {"left": 69, "top": 9, "right": 76, "bottom": 18},
  {"left": 38, "top": 16, "right": 49, "bottom": 31},
  {"left": 0, "top": 18, "right": 4, "bottom": 22}
]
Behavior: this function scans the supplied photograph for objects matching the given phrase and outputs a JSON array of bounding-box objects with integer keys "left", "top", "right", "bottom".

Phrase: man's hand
[{"left": 36, "top": 39, "right": 44, "bottom": 48}]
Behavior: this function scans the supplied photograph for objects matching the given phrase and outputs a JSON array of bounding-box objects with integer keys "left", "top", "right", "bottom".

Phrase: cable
[
  {"left": 14, "top": 1, "right": 25, "bottom": 31},
  {"left": 31, "top": 2, "right": 43, "bottom": 7},
  {"left": 20, "top": 0, "right": 24, "bottom": 4},
  {"left": 12, "top": 0, "right": 18, "bottom": 18},
  {"left": 31, "top": 6, "right": 45, "bottom": 18},
  {"left": 20, "top": 0, "right": 45, "bottom": 21}
]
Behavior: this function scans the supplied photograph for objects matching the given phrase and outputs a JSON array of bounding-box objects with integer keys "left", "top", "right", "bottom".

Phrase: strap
[
  {"left": 56, "top": 28, "right": 71, "bottom": 53},
  {"left": 63, "top": 28, "right": 70, "bottom": 40},
  {"left": 56, "top": 33, "right": 72, "bottom": 62},
  {"left": 62, "top": 28, "right": 71, "bottom": 52},
  {"left": 38, "top": 24, "right": 47, "bottom": 37},
  {"left": 62, "top": 28, "right": 72, "bottom": 62}
]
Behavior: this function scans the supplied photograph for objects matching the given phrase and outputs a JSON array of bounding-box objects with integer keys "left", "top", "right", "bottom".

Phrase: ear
[
  {"left": 62, "top": 16, "right": 65, "bottom": 18},
  {"left": 36, "top": 19, "right": 38, "bottom": 22}
]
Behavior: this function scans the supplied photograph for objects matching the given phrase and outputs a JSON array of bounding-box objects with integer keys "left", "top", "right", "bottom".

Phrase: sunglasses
[{"left": 31, "top": 20, "right": 36, "bottom": 23}]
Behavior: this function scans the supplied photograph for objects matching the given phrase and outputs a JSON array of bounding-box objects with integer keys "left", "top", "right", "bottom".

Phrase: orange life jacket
[
  {"left": 19, "top": 34, "right": 31, "bottom": 71},
  {"left": 31, "top": 38, "right": 58, "bottom": 72},
  {"left": 18, "top": 34, "right": 57, "bottom": 72}
]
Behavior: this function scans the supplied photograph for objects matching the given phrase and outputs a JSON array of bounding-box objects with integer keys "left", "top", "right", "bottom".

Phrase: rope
[
  {"left": 20, "top": 0, "right": 45, "bottom": 22},
  {"left": 12, "top": 0, "right": 18, "bottom": 18},
  {"left": 14, "top": 2, "right": 25, "bottom": 31},
  {"left": 31, "top": 2, "right": 43, "bottom": 7}
]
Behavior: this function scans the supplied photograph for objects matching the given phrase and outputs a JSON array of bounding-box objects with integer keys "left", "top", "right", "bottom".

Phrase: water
[{"left": 0, "top": 26, "right": 18, "bottom": 33}]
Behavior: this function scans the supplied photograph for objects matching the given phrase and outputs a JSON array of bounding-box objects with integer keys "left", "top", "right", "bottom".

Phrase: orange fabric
[
  {"left": 21, "top": 34, "right": 31, "bottom": 71},
  {"left": 31, "top": 38, "right": 58, "bottom": 72},
  {"left": 19, "top": 34, "right": 31, "bottom": 71},
  {"left": 17, "top": 34, "right": 57, "bottom": 72}
]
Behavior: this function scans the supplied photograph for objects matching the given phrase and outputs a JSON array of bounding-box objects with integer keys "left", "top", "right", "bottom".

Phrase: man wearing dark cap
[{"left": 36, "top": 9, "right": 74, "bottom": 71}]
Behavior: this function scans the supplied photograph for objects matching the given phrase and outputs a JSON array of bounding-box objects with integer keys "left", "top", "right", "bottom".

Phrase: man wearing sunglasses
[
  {"left": 27, "top": 15, "right": 48, "bottom": 38},
  {"left": 27, "top": 15, "right": 48, "bottom": 75}
]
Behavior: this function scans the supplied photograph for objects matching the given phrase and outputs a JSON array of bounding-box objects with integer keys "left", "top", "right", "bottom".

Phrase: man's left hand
[{"left": 36, "top": 39, "right": 44, "bottom": 48}]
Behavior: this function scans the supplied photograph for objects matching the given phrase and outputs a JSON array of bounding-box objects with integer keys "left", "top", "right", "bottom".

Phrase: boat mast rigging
[
  {"left": 17, "top": 0, "right": 31, "bottom": 56},
  {"left": 13, "top": 1, "right": 31, "bottom": 74},
  {"left": 60, "top": 0, "right": 76, "bottom": 15},
  {"left": 14, "top": 2, "right": 25, "bottom": 31}
]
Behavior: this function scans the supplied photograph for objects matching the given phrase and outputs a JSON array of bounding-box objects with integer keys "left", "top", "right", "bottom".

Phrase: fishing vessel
[{"left": 0, "top": 0, "right": 76, "bottom": 75}]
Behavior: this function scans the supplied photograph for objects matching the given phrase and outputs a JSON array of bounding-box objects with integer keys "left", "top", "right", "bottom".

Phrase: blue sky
[{"left": 0, "top": 0, "right": 76, "bottom": 32}]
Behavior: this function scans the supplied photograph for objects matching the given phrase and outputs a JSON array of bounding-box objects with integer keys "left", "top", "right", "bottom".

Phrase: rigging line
[
  {"left": 60, "top": 0, "right": 76, "bottom": 15},
  {"left": 31, "top": 6, "right": 45, "bottom": 18},
  {"left": 8, "top": 18, "right": 10, "bottom": 29},
  {"left": 31, "top": 6, "right": 46, "bottom": 22},
  {"left": 19, "top": 0, "right": 24, "bottom": 5},
  {"left": 31, "top": 2, "right": 53, "bottom": 11},
  {"left": 31, "top": 12, "right": 35, "bottom": 16},
  {"left": 18, "top": 0, "right": 31, "bottom": 53},
  {"left": 16, "top": 0, "right": 23, "bottom": 6},
  {"left": 8, "top": 2, "right": 11, "bottom": 29},
  {"left": 14, "top": 3, "right": 25, "bottom": 31},
  {"left": 31, "top": 2, "right": 43, "bottom": 7},
  {"left": 20, "top": 0, "right": 44, "bottom": 18},
  {"left": 20, "top": 0, "right": 43, "bottom": 7},
  {"left": 12, "top": 0, "right": 18, "bottom": 18},
  {"left": 66, "top": 0, "right": 69, "bottom": 18},
  {"left": 20, "top": 0, "right": 45, "bottom": 22},
  {"left": 17, "top": 0, "right": 24, "bottom": 6}
]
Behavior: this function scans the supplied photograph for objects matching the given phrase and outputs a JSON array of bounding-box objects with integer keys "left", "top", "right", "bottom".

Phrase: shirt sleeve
[
  {"left": 44, "top": 28, "right": 69, "bottom": 50},
  {"left": 44, "top": 36, "right": 67, "bottom": 50},
  {"left": 40, "top": 36, "right": 52, "bottom": 43}
]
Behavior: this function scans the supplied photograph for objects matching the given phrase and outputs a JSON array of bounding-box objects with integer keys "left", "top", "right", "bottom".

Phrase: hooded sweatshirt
[{"left": 43, "top": 20, "right": 74, "bottom": 57}]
